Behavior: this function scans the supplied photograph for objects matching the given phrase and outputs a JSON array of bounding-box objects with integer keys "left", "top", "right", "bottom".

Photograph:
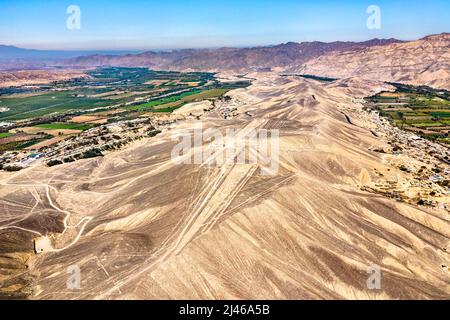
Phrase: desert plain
[{"left": 0, "top": 73, "right": 449, "bottom": 299}]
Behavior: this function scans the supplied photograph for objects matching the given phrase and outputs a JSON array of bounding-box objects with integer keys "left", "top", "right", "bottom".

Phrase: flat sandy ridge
[
  {"left": 0, "top": 70, "right": 88, "bottom": 88},
  {"left": 0, "top": 73, "right": 448, "bottom": 299}
]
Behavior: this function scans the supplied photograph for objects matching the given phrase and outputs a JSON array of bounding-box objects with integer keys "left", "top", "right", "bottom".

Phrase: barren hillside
[
  {"left": 299, "top": 33, "right": 450, "bottom": 90},
  {"left": 1, "top": 74, "right": 448, "bottom": 299}
]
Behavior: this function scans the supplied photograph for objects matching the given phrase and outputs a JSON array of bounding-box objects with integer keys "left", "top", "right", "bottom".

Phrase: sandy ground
[
  {"left": 69, "top": 115, "right": 102, "bottom": 123},
  {"left": 173, "top": 100, "right": 213, "bottom": 116},
  {"left": 0, "top": 70, "right": 88, "bottom": 88},
  {"left": 0, "top": 73, "right": 449, "bottom": 300}
]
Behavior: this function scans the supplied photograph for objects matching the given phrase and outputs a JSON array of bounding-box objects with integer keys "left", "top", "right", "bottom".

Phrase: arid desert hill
[
  {"left": 0, "top": 74, "right": 448, "bottom": 299},
  {"left": 299, "top": 33, "right": 450, "bottom": 90},
  {"left": 0, "top": 69, "right": 88, "bottom": 88}
]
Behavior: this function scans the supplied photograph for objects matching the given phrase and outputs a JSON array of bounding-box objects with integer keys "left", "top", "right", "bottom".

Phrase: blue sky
[{"left": 0, "top": 0, "right": 449, "bottom": 50}]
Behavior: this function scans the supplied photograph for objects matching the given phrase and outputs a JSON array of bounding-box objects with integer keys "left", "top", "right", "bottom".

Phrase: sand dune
[{"left": 0, "top": 74, "right": 448, "bottom": 299}]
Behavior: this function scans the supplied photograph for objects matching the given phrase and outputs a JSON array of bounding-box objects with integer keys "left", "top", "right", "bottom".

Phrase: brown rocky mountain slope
[
  {"left": 0, "top": 70, "right": 87, "bottom": 88},
  {"left": 299, "top": 33, "right": 450, "bottom": 90},
  {"left": 63, "top": 39, "right": 403, "bottom": 72}
]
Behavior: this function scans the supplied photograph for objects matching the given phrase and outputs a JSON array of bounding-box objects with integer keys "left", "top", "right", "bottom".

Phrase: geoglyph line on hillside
[
  {"left": 94, "top": 120, "right": 274, "bottom": 298},
  {"left": 0, "top": 177, "right": 93, "bottom": 252}
]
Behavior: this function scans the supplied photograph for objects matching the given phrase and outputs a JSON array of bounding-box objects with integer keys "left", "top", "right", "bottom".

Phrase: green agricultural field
[
  {"left": 411, "top": 122, "right": 446, "bottom": 128},
  {"left": 429, "top": 112, "right": 450, "bottom": 118},
  {"left": 299, "top": 75, "right": 337, "bottom": 82},
  {"left": 366, "top": 83, "right": 450, "bottom": 144},
  {"left": 0, "top": 67, "right": 216, "bottom": 121},
  {"left": 438, "top": 137, "right": 450, "bottom": 144},
  {"left": 34, "top": 123, "right": 93, "bottom": 131},
  {"left": 0, "top": 132, "right": 11, "bottom": 138},
  {"left": 130, "top": 88, "right": 230, "bottom": 113},
  {"left": 0, "top": 66, "right": 250, "bottom": 154},
  {"left": 0, "top": 91, "right": 112, "bottom": 121},
  {"left": 0, "top": 136, "right": 52, "bottom": 152},
  {"left": 128, "top": 89, "right": 203, "bottom": 110},
  {"left": 187, "top": 88, "right": 229, "bottom": 100}
]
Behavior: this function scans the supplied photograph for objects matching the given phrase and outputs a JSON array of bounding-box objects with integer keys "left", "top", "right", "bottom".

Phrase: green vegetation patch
[
  {"left": 299, "top": 74, "right": 337, "bottom": 82},
  {"left": 152, "top": 88, "right": 230, "bottom": 113},
  {"left": 0, "top": 67, "right": 216, "bottom": 121},
  {"left": 429, "top": 112, "right": 450, "bottom": 118},
  {"left": 0, "top": 91, "right": 112, "bottom": 121},
  {"left": 411, "top": 122, "right": 445, "bottom": 128},
  {"left": 128, "top": 89, "right": 204, "bottom": 111},
  {"left": 366, "top": 83, "right": 450, "bottom": 144},
  {"left": 34, "top": 123, "right": 93, "bottom": 131},
  {"left": 0, "top": 135, "right": 52, "bottom": 152}
]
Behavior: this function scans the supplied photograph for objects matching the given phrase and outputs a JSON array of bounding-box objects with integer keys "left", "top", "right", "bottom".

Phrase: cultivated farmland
[
  {"left": 0, "top": 67, "right": 250, "bottom": 166},
  {"left": 366, "top": 83, "right": 450, "bottom": 144}
]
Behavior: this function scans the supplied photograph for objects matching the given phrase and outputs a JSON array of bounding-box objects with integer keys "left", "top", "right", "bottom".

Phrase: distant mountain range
[
  {"left": 0, "top": 45, "right": 142, "bottom": 70},
  {"left": 0, "top": 33, "right": 448, "bottom": 89},
  {"left": 61, "top": 38, "right": 404, "bottom": 71}
]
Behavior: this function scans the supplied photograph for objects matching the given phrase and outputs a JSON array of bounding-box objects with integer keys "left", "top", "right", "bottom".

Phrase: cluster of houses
[
  {"left": 43, "top": 118, "right": 160, "bottom": 166},
  {"left": 342, "top": 102, "right": 450, "bottom": 209},
  {"left": 0, "top": 118, "right": 161, "bottom": 171},
  {"left": 0, "top": 93, "right": 245, "bottom": 172},
  {"left": 214, "top": 96, "right": 243, "bottom": 120},
  {"left": 0, "top": 151, "right": 45, "bottom": 171}
]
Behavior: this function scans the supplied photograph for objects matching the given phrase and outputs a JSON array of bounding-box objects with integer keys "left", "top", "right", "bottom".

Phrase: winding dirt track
[{"left": 0, "top": 73, "right": 449, "bottom": 299}]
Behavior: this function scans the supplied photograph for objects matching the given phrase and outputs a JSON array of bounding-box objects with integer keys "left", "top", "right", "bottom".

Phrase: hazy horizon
[
  {"left": 1, "top": 32, "right": 449, "bottom": 53},
  {"left": 0, "top": 0, "right": 449, "bottom": 51}
]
